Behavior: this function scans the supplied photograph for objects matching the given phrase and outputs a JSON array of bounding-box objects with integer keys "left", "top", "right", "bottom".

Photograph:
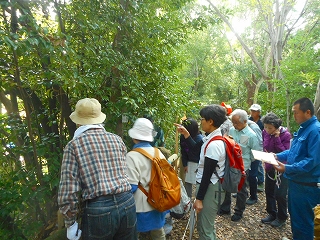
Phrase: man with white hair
[
  {"left": 218, "top": 109, "right": 261, "bottom": 221},
  {"left": 58, "top": 98, "right": 137, "bottom": 240}
]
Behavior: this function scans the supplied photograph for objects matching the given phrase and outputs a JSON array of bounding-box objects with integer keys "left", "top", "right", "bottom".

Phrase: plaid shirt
[{"left": 58, "top": 128, "right": 131, "bottom": 227}]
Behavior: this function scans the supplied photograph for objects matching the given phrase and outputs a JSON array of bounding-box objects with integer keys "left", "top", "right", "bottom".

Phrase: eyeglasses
[{"left": 200, "top": 117, "right": 206, "bottom": 121}]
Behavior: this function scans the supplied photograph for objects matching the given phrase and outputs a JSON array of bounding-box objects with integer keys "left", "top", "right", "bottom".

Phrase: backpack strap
[
  {"left": 203, "top": 135, "right": 225, "bottom": 175},
  {"left": 203, "top": 135, "right": 226, "bottom": 212},
  {"left": 204, "top": 136, "right": 225, "bottom": 173},
  {"left": 133, "top": 147, "right": 159, "bottom": 160},
  {"left": 138, "top": 182, "right": 149, "bottom": 197},
  {"left": 204, "top": 136, "right": 224, "bottom": 153},
  {"left": 204, "top": 135, "right": 226, "bottom": 177},
  {"left": 132, "top": 147, "right": 160, "bottom": 197}
]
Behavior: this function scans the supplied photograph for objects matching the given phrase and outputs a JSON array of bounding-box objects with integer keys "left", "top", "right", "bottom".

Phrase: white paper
[
  {"left": 185, "top": 162, "right": 198, "bottom": 184},
  {"left": 251, "top": 150, "right": 279, "bottom": 165}
]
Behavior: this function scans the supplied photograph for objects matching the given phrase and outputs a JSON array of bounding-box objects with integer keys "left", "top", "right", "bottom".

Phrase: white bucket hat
[
  {"left": 128, "top": 118, "right": 155, "bottom": 142},
  {"left": 70, "top": 98, "right": 106, "bottom": 125}
]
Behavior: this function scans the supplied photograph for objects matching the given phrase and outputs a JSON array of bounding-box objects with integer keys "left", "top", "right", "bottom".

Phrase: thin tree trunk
[
  {"left": 314, "top": 79, "right": 320, "bottom": 120},
  {"left": 207, "top": 0, "right": 269, "bottom": 80}
]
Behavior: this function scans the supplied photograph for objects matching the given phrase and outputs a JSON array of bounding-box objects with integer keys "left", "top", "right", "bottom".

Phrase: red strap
[{"left": 204, "top": 136, "right": 224, "bottom": 154}]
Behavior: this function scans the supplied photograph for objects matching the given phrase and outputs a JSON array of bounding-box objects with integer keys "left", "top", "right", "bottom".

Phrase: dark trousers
[
  {"left": 220, "top": 170, "right": 249, "bottom": 216},
  {"left": 248, "top": 160, "right": 259, "bottom": 200},
  {"left": 288, "top": 181, "right": 320, "bottom": 240},
  {"left": 265, "top": 169, "right": 288, "bottom": 220},
  {"left": 257, "top": 161, "right": 265, "bottom": 184}
]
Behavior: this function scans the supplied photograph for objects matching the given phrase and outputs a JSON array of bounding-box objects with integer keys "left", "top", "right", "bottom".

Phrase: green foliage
[
  {"left": 0, "top": 114, "right": 53, "bottom": 239},
  {"left": 0, "top": 0, "right": 319, "bottom": 238},
  {"left": 256, "top": 5, "right": 320, "bottom": 130},
  {"left": 180, "top": 0, "right": 320, "bottom": 131},
  {"left": 0, "top": 0, "right": 200, "bottom": 237}
]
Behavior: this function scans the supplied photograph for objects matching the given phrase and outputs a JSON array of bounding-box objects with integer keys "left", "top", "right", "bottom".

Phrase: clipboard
[{"left": 251, "top": 150, "right": 279, "bottom": 165}]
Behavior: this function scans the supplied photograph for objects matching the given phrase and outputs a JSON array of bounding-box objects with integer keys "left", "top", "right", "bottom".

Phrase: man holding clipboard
[{"left": 273, "top": 98, "right": 320, "bottom": 240}]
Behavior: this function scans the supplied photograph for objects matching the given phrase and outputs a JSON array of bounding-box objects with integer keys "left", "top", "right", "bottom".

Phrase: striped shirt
[{"left": 58, "top": 128, "right": 131, "bottom": 227}]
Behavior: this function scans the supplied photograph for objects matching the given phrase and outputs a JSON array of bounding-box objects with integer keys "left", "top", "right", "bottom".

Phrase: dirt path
[{"left": 167, "top": 191, "right": 292, "bottom": 240}]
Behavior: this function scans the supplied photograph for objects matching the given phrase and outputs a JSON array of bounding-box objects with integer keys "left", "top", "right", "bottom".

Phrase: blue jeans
[
  {"left": 82, "top": 191, "right": 137, "bottom": 240},
  {"left": 257, "top": 160, "right": 264, "bottom": 184},
  {"left": 248, "top": 160, "right": 259, "bottom": 200}
]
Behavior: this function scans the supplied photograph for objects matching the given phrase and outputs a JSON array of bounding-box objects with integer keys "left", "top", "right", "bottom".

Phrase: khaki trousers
[
  {"left": 138, "top": 228, "right": 165, "bottom": 240},
  {"left": 196, "top": 182, "right": 224, "bottom": 240}
]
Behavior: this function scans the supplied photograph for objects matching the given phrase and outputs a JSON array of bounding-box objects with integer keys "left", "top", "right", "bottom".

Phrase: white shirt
[{"left": 196, "top": 128, "right": 226, "bottom": 184}]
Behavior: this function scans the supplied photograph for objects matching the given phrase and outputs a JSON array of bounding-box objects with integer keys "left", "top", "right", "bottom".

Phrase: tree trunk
[
  {"left": 245, "top": 74, "right": 257, "bottom": 106},
  {"left": 314, "top": 79, "right": 320, "bottom": 120},
  {"left": 207, "top": 1, "right": 270, "bottom": 105}
]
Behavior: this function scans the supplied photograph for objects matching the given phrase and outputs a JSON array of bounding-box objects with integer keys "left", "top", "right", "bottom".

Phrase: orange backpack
[{"left": 133, "top": 147, "right": 181, "bottom": 212}]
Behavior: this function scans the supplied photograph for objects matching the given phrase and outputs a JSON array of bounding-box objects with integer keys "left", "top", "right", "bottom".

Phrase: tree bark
[{"left": 314, "top": 79, "right": 320, "bottom": 120}]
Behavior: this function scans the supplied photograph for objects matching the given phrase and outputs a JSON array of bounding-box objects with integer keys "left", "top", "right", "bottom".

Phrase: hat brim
[
  {"left": 128, "top": 128, "right": 153, "bottom": 142},
  {"left": 70, "top": 112, "right": 106, "bottom": 125}
]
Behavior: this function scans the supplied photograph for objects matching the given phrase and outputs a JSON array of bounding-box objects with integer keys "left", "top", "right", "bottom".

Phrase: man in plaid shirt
[{"left": 58, "top": 98, "right": 137, "bottom": 240}]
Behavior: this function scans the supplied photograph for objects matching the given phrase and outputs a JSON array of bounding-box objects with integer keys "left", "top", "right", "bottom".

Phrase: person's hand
[
  {"left": 67, "top": 221, "right": 82, "bottom": 240},
  {"left": 273, "top": 153, "right": 278, "bottom": 160},
  {"left": 272, "top": 129, "right": 280, "bottom": 137},
  {"left": 193, "top": 199, "right": 203, "bottom": 213},
  {"left": 184, "top": 166, "right": 188, "bottom": 173},
  {"left": 273, "top": 160, "right": 285, "bottom": 173},
  {"left": 173, "top": 123, "right": 190, "bottom": 138}
]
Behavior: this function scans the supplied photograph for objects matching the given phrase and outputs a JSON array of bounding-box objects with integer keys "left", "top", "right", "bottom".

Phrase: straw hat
[
  {"left": 70, "top": 98, "right": 106, "bottom": 125},
  {"left": 128, "top": 118, "right": 155, "bottom": 142}
]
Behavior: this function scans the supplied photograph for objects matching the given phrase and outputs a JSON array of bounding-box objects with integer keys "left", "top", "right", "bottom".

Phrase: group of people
[
  {"left": 177, "top": 98, "right": 320, "bottom": 240},
  {"left": 57, "top": 98, "right": 168, "bottom": 240},
  {"left": 57, "top": 97, "right": 320, "bottom": 240}
]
